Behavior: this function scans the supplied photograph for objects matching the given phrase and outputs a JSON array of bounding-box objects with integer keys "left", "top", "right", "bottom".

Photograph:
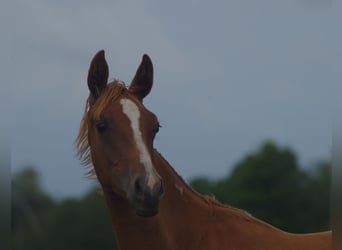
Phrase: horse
[{"left": 76, "top": 50, "right": 332, "bottom": 250}]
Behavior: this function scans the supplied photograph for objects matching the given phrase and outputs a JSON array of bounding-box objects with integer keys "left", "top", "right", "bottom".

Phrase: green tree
[
  {"left": 190, "top": 141, "right": 330, "bottom": 233},
  {"left": 300, "top": 161, "right": 331, "bottom": 232},
  {"left": 225, "top": 142, "right": 307, "bottom": 232},
  {"left": 43, "top": 189, "right": 117, "bottom": 250},
  {"left": 190, "top": 177, "right": 215, "bottom": 196},
  {"left": 12, "top": 168, "right": 117, "bottom": 250},
  {"left": 12, "top": 167, "right": 55, "bottom": 249}
]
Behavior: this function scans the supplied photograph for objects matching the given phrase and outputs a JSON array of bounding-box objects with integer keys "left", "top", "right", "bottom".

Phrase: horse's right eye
[{"left": 96, "top": 121, "right": 107, "bottom": 133}]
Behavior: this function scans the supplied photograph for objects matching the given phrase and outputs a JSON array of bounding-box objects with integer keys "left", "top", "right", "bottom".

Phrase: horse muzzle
[{"left": 127, "top": 175, "right": 164, "bottom": 217}]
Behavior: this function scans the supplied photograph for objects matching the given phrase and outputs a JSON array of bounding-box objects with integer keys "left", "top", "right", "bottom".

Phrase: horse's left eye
[
  {"left": 96, "top": 121, "right": 107, "bottom": 133},
  {"left": 155, "top": 123, "right": 161, "bottom": 134}
]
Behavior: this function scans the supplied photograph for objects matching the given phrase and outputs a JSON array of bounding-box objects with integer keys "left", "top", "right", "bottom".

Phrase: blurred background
[{"left": 3, "top": 0, "right": 339, "bottom": 249}]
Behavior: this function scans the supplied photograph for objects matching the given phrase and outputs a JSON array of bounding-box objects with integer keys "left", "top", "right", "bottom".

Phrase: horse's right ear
[{"left": 87, "top": 50, "right": 109, "bottom": 98}]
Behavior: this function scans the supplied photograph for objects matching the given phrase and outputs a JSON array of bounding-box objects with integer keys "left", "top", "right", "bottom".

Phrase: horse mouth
[
  {"left": 131, "top": 198, "right": 160, "bottom": 217},
  {"left": 135, "top": 207, "right": 159, "bottom": 217}
]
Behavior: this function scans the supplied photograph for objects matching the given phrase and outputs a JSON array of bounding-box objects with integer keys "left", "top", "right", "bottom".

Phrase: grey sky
[{"left": 5, "top": 0, "right": 338, "bottom": 198}]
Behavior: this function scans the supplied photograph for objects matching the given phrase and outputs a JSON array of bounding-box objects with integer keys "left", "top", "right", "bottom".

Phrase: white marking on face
[{"left": 120, "top": 98, "right": 156, "bottom": 189}]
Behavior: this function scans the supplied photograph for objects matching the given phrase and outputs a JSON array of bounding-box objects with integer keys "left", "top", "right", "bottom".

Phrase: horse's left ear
[{"left": 129, "top": 54, "right": 153, "bottom": 101}]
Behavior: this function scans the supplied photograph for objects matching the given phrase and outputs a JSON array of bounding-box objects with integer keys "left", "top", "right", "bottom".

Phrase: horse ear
[
  {"left": 129, "top": 54, "right": 153, "bottom": 101},
  {"left": 87, "top": 50, "right": 109, "bottom": 98}
]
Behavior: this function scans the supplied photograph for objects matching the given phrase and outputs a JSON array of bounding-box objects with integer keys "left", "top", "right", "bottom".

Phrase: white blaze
[{"left": 120, "top": 98, "right": 155, "bottom": 187}]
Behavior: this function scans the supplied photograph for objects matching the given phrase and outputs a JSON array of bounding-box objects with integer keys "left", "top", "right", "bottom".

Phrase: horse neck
[
  {"left": 101, "top": 152, "right": 332, "bottom": 250},
  {"left": 102, "top": 150, "right": 210, "bottom": 250}
]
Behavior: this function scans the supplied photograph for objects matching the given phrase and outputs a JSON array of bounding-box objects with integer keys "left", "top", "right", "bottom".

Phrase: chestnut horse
[{"left": 76, "top": 50, "right": 331, "bottom": 250}]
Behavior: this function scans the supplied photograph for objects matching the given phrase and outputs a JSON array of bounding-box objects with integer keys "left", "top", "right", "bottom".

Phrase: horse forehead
[
  {"left": 104, "top": 96, "right": 140, "bottom": 116},
  {"left": 107, "top": 96, "right": 154, "bottom": 124},
  {"left": 119, "top": 97, "right": 153, "bottom": 119},
  {"left": 120, "top": 98, "right": 141, "bottom": 117}
]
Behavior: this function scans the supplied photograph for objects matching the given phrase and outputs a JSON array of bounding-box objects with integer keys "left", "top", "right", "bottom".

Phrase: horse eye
[
  {"left": 96, "top": 121, "right": 107, "bottom": 133},
  {"left": 155, "top": 123, "right": 161, "bottom": 134}
]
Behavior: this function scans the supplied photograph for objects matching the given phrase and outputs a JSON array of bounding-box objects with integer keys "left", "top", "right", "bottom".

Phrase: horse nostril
[
  {"left": 133, "top": 176, "right": 163, "bottom": 203},
  {"left": 134, "top": 177, "right": 144, "bottom": 199},
  {"left": 159, "top": 181, "right": 164, "bottom": 196}
]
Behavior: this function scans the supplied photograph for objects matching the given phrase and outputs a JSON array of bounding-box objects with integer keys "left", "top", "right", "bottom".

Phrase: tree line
[{"left": 12, "top": 141, "right": 330, "bottom": 250}]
